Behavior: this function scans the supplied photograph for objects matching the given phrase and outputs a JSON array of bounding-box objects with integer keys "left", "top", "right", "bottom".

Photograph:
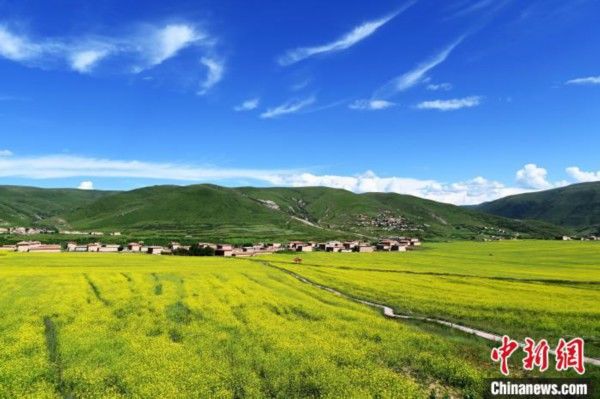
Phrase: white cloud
[
  {"left": 269, "top": 171, "right": 528, "bottom": 205},
  {"left": 145, "top": 24, "right": 204, "bottom": 67},
  {"left": 234, "top": 98, "right": 260, "bottom": 111},
  {"left": 374, "top": 37, "right": 464, "bottom": 98},
  {"left": 0, "top": 25, "right": 42, "bottom": 61},
  {"left": 349, "top": 99, "right": 395, "bottom": 110},
  {"left": 0, "top": 149, "right": 13, "bottom": 157},
  {"left": 70, "top": 49, "right": 110, "bottom": 73},
  {"left": 0, "top": 23, "right": 221, "bottom": 87},
  {"left": 77, "top": 180, "right": 94, "bottom": 190},
  {"left": 565, "top": 166, "right": 600, "bottom": 182},
  {"left": 260, "top": 96, "right": 316, "bottom": 118},
  {"left": 426, "top": 82, "right": 452, "bottom": 91},
  {"left": 515, "top": 163, "right": 553, "bottom": 189},
  {"left": 197, "top": 57, "right": 224, "bottom": 95},
  {"left": 277, "top": 4, "right": 415, "bottom": 66},
  {"left": 0, "top": 154, "right": 578, "bottom": 205},
  {"left": 416, "top": 96, "right": 481, "bottom": 111},
  {"left": 0, "top": 154, "right": 293, "bottom": 182},
  {"left": 565, "top": 76, "right": 600, "bottom": 86}
]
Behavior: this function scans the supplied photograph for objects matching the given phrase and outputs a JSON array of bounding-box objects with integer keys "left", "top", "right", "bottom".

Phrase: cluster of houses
[
  {"left": 0, "top": 241, "right": 62, "bottom": 253},
  {"left": 558, "top": 235, "right": 599, "bottom": 241},
  {"left": 0, "top": 237, "right": 421, "bottom": 256},
  {"left": 0, "top": 227, "right": 55, "bottom": 235},
  {"left": 0, "top": 227, "right": 122, "bottom": 236},
  {"left": 60, "top": 230, "right": 122, "bottom": 236}
]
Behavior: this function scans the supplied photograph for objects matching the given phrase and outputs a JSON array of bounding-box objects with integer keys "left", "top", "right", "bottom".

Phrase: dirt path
[{"left": 258, "top": 260, "right": 600, "bottom": 368}]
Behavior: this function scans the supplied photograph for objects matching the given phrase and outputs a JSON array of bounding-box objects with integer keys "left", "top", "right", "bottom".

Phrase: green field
[{"left": 0, "top": 241, "right": 598, "bottom": 398}]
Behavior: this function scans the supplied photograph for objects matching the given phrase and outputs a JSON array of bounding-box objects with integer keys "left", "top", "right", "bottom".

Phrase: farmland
[
  {"left": 0, "top": 241, "right": 599, "bottom": 398},
  {"left": 267, "top": 241, "right": 600, "bottom": 358}
]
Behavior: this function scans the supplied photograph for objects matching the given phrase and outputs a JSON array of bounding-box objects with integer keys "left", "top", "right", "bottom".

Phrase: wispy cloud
[
  {"left": 416, "top": 96, "right": 481, "bottom": 111},
  {"left": 0, "top": 149, "right": 13, "bottom": 157},
  {"left": 349, "top": 99, "right": 395, "bottom": 111},
  {"left": 565, "top": 76, "right": 600, "bottom": 86},
  {"left": 449, "top": 0, "right": 495, "bottom": 18},
  {"left": 446, "top": 0, "right": 512, "bottom": 21},
  {"left": 0, "top": 154, "right": 294, "bottom": 182},
  {"left": 0, "top": 154, "right": 587, "bottom": 205},
  {"left": 234, "top": 98, "right": 260, "bottom": 111},
  {"left": 0, "top": 22, "right": 223, "bottom": 91},
  {"left": 290, "top": 79, "right": 311, "bottom": 91},
  {"left": 426, "top": 82, "right": 452, "bottom": 91},
  {"left": 145, "top": 24, "right": 203, "bottom": 67},
  {"left": 70, "top": 49, "right": 111, "bottom": 73},
  {"left": 260, "top": 96, "right": 316, "bottom": 118},
  {"left": 197, "top": 57, "right": 224, "bottom": 95},
  {"left": 0, "top": 25, "right": 45, "bottom": 61},
  {"left": 374, "top": 37, "right": 465, "bottom": 98},
  {"left": 277, "top": 3, "right": 415, "bottom": 66}
]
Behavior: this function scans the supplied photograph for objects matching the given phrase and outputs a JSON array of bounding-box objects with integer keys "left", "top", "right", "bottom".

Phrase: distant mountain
[
  {"left": 474, "top": 182, "right": 600, "bottom": 235},
  {"left": 0, "top": 184, "right": 567, "bottom": 242}
]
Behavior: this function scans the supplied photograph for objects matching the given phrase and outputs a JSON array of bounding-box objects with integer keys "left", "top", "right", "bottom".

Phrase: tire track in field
[
  {"left": 83, "top": 274, "right": 110, "bottom": 306},
  {"left": 151, "top": 273, "right": 163, "bottom": 295},
  {"left": 43, "top": 316, "right": 73, "bottom": 398},
  {"left": 273, "top": 261, "right": 600, "bottom": 286},
  {"left": 256, "top": 260, "right": 600, "bottom": 368}
]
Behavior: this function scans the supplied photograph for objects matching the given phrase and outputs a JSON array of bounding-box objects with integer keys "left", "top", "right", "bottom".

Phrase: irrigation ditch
[{"left": 254, "top": 260, "right": 600, "bottom": 368}]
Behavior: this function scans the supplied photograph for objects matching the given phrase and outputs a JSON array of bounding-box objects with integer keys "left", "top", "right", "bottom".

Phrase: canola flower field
[
  {"left": 268, "top": 241, "right": 600, "bottom": 357},
  {"left": 0, "top": 240, "right": 598, "bottom": 398}
]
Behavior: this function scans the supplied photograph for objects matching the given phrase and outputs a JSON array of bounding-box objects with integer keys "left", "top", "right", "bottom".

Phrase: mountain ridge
[
  {"left": 473, "top": 181, "right": 600, "bottom": 235},
  {"left": 0, "top": 184, "right": 568, "bottom": 242}
]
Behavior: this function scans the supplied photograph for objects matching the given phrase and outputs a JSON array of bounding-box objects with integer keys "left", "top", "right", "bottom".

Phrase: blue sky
[{"left": 0, "top": 0, "right": 599, "bottom": 204}]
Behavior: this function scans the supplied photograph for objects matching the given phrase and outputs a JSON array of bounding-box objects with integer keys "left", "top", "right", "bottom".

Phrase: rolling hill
[
  {"left": 0, "top": 184, "right": 567, "bottom": 242},
  {"left": 474, "top": 181, "right": 600, "bottom": 235},
  {"left": 0, "top": 186, "right": 114, "bottom": 228}
]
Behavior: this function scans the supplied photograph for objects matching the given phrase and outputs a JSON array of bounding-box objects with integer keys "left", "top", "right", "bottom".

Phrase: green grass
[{"left": 0, "top": 241, "right": 598, "bottom": 398}]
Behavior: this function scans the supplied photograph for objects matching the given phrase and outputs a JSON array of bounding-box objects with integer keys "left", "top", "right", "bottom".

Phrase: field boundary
[
  {"left": 272, "top": 260, "right": 600, "bottom": 286},
  {"left": 256, "top": 260, "right": 600, "bottom": 368}
]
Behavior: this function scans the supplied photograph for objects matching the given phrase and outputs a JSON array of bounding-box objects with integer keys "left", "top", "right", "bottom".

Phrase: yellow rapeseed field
[{"left": 0, "top": 241, "right": 598, "bottom": 398}]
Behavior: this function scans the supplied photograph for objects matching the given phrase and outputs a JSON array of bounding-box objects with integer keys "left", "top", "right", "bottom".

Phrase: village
[{"left": 0, "top": 237, "right": 422, "bottom": 256}]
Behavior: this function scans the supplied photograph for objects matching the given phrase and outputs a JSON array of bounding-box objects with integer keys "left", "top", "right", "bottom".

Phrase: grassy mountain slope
[
  {"left": 64, "top": 185, "right": 324, "bottom": 241},
  {"left": 0, "top": 186, "right": 114, "bottom": 228},
  {"left": 0, "top": 184, "right": 567, "bottom": 242},
  {"left": 474, "top": 182, "right": 600, "bottom": 235},
  {"left": 237, "top": 186, "right": 566, "bottom": 240}
]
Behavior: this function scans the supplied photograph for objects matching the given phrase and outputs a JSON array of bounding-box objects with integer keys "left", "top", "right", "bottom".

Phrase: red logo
[
  {"left": 491, "top": 336, "right": 585, "bottom": 375},
  {"left": 491, "top": 335, "right": 519, "bottom": 376},
  {"left": 555, "top": 338, "right": 585, "bottom": 375},
  {"left": 522, "top": 337, "right": 549, "bottom": 372}
]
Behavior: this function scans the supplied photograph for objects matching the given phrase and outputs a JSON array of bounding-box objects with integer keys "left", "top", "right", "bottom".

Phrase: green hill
[
  {"left": 473, "top": 182, "right": 600, "bottom": 235},
  {"left": 0, "top": 186, "right": 114, "bottom": 228},
  {"left": 0, "top": 184, "right": 567, "bottom": 242}
]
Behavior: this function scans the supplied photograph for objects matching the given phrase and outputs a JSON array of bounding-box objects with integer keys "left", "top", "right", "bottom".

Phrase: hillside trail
[{"left": 254, "top": 260, "right": 600, "bottom": 368}]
